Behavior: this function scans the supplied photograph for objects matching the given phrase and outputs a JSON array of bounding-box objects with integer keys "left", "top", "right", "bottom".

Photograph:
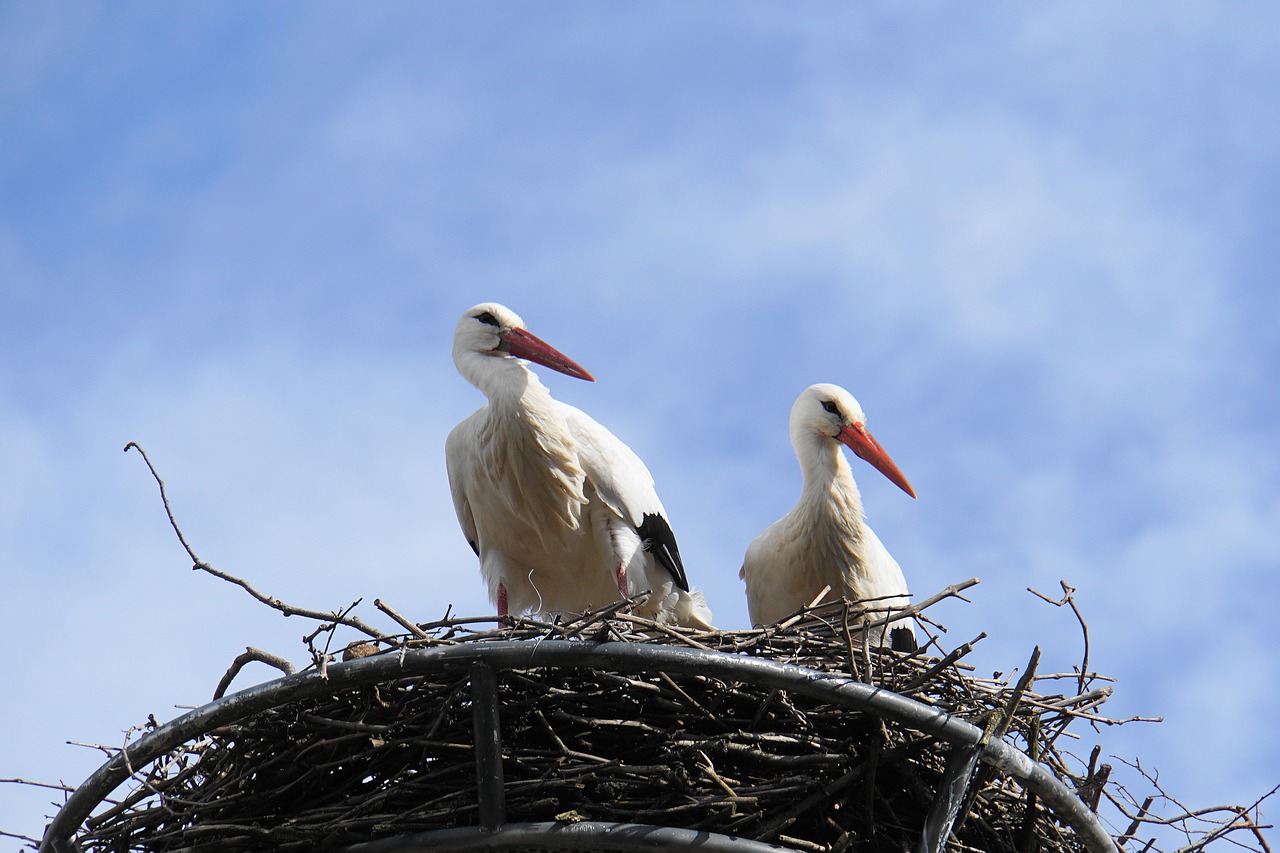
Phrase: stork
[
  {"left": 445, "top": 302, "right": 713, "bottom": 629},
  {"left": 739, "top": 384, "right": 917, "bottom": 649}
]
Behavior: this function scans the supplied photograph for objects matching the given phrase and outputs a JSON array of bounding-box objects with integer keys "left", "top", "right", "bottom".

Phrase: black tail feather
[
  {"left": 636, "top": 513, "right": 690, "bottom": 592},
  {"left": 890, "top": 626, "right": 918, "bottom": 653}
]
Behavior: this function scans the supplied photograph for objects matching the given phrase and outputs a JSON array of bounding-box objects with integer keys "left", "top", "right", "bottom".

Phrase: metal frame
[{"left": 39, "top": 640, "right": 1118, "bottom": 853}]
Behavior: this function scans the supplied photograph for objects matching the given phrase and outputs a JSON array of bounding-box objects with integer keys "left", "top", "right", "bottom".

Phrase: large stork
[
  {"left": 740, "top": 384, "right": 916, "bottom": 649},
  {"left": 446, "top": 302, "right": 713, "bottom": 628}
]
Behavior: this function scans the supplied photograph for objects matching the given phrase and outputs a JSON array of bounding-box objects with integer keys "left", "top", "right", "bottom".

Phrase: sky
[{"left": 2, "top": 2, "right": 1278, "bottom": 848}]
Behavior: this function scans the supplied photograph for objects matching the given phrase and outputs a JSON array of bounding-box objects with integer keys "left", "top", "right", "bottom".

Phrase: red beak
[
  {"left": 837, "top": 423, "right": 917, "bottom": 499},
  {"left": 501, "top": 327, "right": 596, "bottom": 382}
]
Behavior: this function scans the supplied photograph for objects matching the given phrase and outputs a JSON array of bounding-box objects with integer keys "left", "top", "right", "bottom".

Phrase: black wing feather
[{"left": 637, "top": 512, "right": 690, "bottom": 592}]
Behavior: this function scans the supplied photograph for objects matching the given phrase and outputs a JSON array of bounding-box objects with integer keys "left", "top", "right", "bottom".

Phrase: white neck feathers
[
  {"left": 791, "top": 425, "right": 866, "bottom": 528},
  {"left": 454, "top": 347, "right": 552, "bottom": 406}
]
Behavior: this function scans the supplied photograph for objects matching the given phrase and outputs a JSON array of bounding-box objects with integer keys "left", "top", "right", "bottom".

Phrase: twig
[
  {"left": 0, "top": 829, "right": 40, "bottom": 845},
  {"left": 1118, "top": 796, "right": 1156, "bottom": 848},
  {"left": 1, "top": 778, "right": 76, "bottom": 793},
  {"left": 805, "top": 584, "right": 835, "bottom": 610},
  {"left": 777, "top": 585, "right": 835, "bottom": 631},
  {"left": 804, "top": 577, "right": 981, "bottom": 638},
  {"left": 124, "top": 442, "right": 389, "bottom": 641},
  {"left": 213, "top": 647, "right": 298, "bottom": 699},
  {"left": 1040, "top": 687, "right": 1113, "bottom": 711},
  {"left": 614, "top": 611, "right": 714, "bottom": 651},
  {"left": 1027, "top": 581, "right": 1090, "bottom": 699},
  {"left": 374, "top": 598, "right": 431, "bottom": 639},
  {"left": 67, "top": 740, "right": 122, "bottom": 756},
  {"left": 841, "top": 603, "right": 861, "bottom": 682},
  {"left": 900, "top": 632, "right": 987, "bottom": 693},
  {"left": 697, "top": 750, "right": 742, "bottom": 800}
]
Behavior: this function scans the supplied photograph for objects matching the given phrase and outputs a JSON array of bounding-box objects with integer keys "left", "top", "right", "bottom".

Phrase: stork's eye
[
  {"left": 821, "top": 400, "right": 840, "bottom": 415},
  {"left": 476, "top": 311, "right": 500, "bottom": 327}
]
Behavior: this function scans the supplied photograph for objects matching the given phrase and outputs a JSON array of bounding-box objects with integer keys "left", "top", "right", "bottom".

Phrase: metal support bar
[
  {"left": 469, "top": 661, "right": 506, "bottom": 832},
  {"left": 916, "top": 742, "right": 983, "bottom": 853}
]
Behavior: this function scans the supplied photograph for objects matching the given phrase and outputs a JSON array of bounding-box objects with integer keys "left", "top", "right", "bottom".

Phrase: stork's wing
[
  {"left": 560, "top": 403, "right": 690, "bottom": 592},
  {"left": 445, "top": 418, "right": 480, "bottom": 556},
  {"left": 857, "top": 524, "right": 910, "bottom": 601}
]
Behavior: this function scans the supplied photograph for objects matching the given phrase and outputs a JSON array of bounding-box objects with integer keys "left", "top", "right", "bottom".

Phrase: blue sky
[{"left": 3, "top": 3, "right": 1278, "bottom": 846}]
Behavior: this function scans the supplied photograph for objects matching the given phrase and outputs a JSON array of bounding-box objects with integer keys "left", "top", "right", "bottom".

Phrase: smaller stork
[{"left": 740, "top": 384, "right": 917, "bottom": 649}]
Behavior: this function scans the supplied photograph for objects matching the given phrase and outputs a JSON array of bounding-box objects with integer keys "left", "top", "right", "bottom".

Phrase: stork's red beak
[
  {"left": 837, "top": 423, "right": 917, "bottom": 499},
  {"left": 501, "top": 327, "right": 596, "bottom": 382}
]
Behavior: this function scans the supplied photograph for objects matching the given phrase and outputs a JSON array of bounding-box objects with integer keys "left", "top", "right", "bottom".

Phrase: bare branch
[
  {"left": 1027, "top": 580, "right": 1091, "bottom": 699},
  {"left": 0, "top": 828, "right": 40, "bottom": 846},
  {"left": 124, "top": 442, "right": 389, "bottom": 641},
  {"left": 900, "top": 631, "right": 987, "bottom": 693},
  {"left": 374, "top": 598, "right": 431, "bottom": 639},
  {"left": 0, "top": 777, "right": 75, "bottom": 793},
  {"left": 1118, "top": 795, "right": 1156, "bottom": 848},
  {"left": 213, "top": 647, "right": 298, "bottom": 700}
]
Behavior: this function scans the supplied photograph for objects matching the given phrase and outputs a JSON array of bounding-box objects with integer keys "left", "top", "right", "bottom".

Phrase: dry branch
[
  {"left": 212, "top": 647, "right": 297, "bottom": 699},
  {"left": 123, "top": 442, "right": 390, "bottom": 641}
]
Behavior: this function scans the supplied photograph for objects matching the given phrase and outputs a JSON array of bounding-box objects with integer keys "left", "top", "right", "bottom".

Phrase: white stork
[
  {"left": 446, "top": 302, "right": 713, "bottom": 629},
  {"left": 739, "top": 384, "right": 917, "bottom": 649}
]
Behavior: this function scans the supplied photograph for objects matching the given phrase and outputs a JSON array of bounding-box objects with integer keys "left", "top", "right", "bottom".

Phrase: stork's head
[
  {"left": 791, "top": 383, "right": 916, "bottom": 499},
  {"left": 453, "top": 302, "right": 595, "bottom": 381}
]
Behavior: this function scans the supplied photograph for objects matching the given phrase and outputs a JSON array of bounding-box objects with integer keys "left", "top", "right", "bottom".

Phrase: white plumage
[
  {"left": 446, "top": 302, "right": 713, "bottom": 628},
  {"left": 740, "top": 384, "right": 916, "bottom": 648}
]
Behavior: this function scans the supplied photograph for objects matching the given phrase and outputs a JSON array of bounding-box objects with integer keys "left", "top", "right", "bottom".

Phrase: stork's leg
[
  {"left": 497, "top": 583, "right": 508, "bottom": 617},
  {"left": 614, "top": 564, "right": 629, "bottom": 601},
  {"left": 606, "top": 517, "right": 643, "bottom": 603}
]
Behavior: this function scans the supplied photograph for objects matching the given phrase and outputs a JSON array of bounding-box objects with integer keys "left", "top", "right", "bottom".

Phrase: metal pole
[
  {"left": 469, "top": 661, "right": 506, "bottom": 832},
  {"left": 916, "top": 743, "right": 983, "bottom": 853}
]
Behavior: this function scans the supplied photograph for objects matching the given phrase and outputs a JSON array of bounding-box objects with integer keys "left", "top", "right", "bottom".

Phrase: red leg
[
  {"left": 497, "top": 583, "right": 508, "bottom": 617},
  {"left": 605, "top": 521, "right": 634, "bottom": 605}
]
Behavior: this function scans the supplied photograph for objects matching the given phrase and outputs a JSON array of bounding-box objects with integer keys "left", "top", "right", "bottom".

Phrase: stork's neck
[
  {"left": 454, "top": 349, "right": 551, "bottom": 408},
  {"left": 793, "top": 428, "right": 866, "bottom": 521}
]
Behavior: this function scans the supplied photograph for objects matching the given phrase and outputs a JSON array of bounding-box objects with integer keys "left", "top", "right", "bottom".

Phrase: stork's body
[
  {"left": 740, "top": 384, "right": 916, "bottom": 647},
  {"left": 446, "top": 303, "right": 712, "bottom": 628}
]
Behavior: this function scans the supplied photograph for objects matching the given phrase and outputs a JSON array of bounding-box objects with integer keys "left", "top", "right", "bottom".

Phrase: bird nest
[
  {"left": 64, "top": 583, "right": 1133, "bottom": 853},
  {"left": 24, "top": 445, "right": 1274, "bottom": 853}
]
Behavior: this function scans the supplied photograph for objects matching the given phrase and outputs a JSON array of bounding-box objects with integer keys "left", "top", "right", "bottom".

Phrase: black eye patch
[
  {"left": 476, "top": 311, "right": 499, "bottom": 327},
  {"left": 821, "top": 400, "right": 840, "bottom": 415}
]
